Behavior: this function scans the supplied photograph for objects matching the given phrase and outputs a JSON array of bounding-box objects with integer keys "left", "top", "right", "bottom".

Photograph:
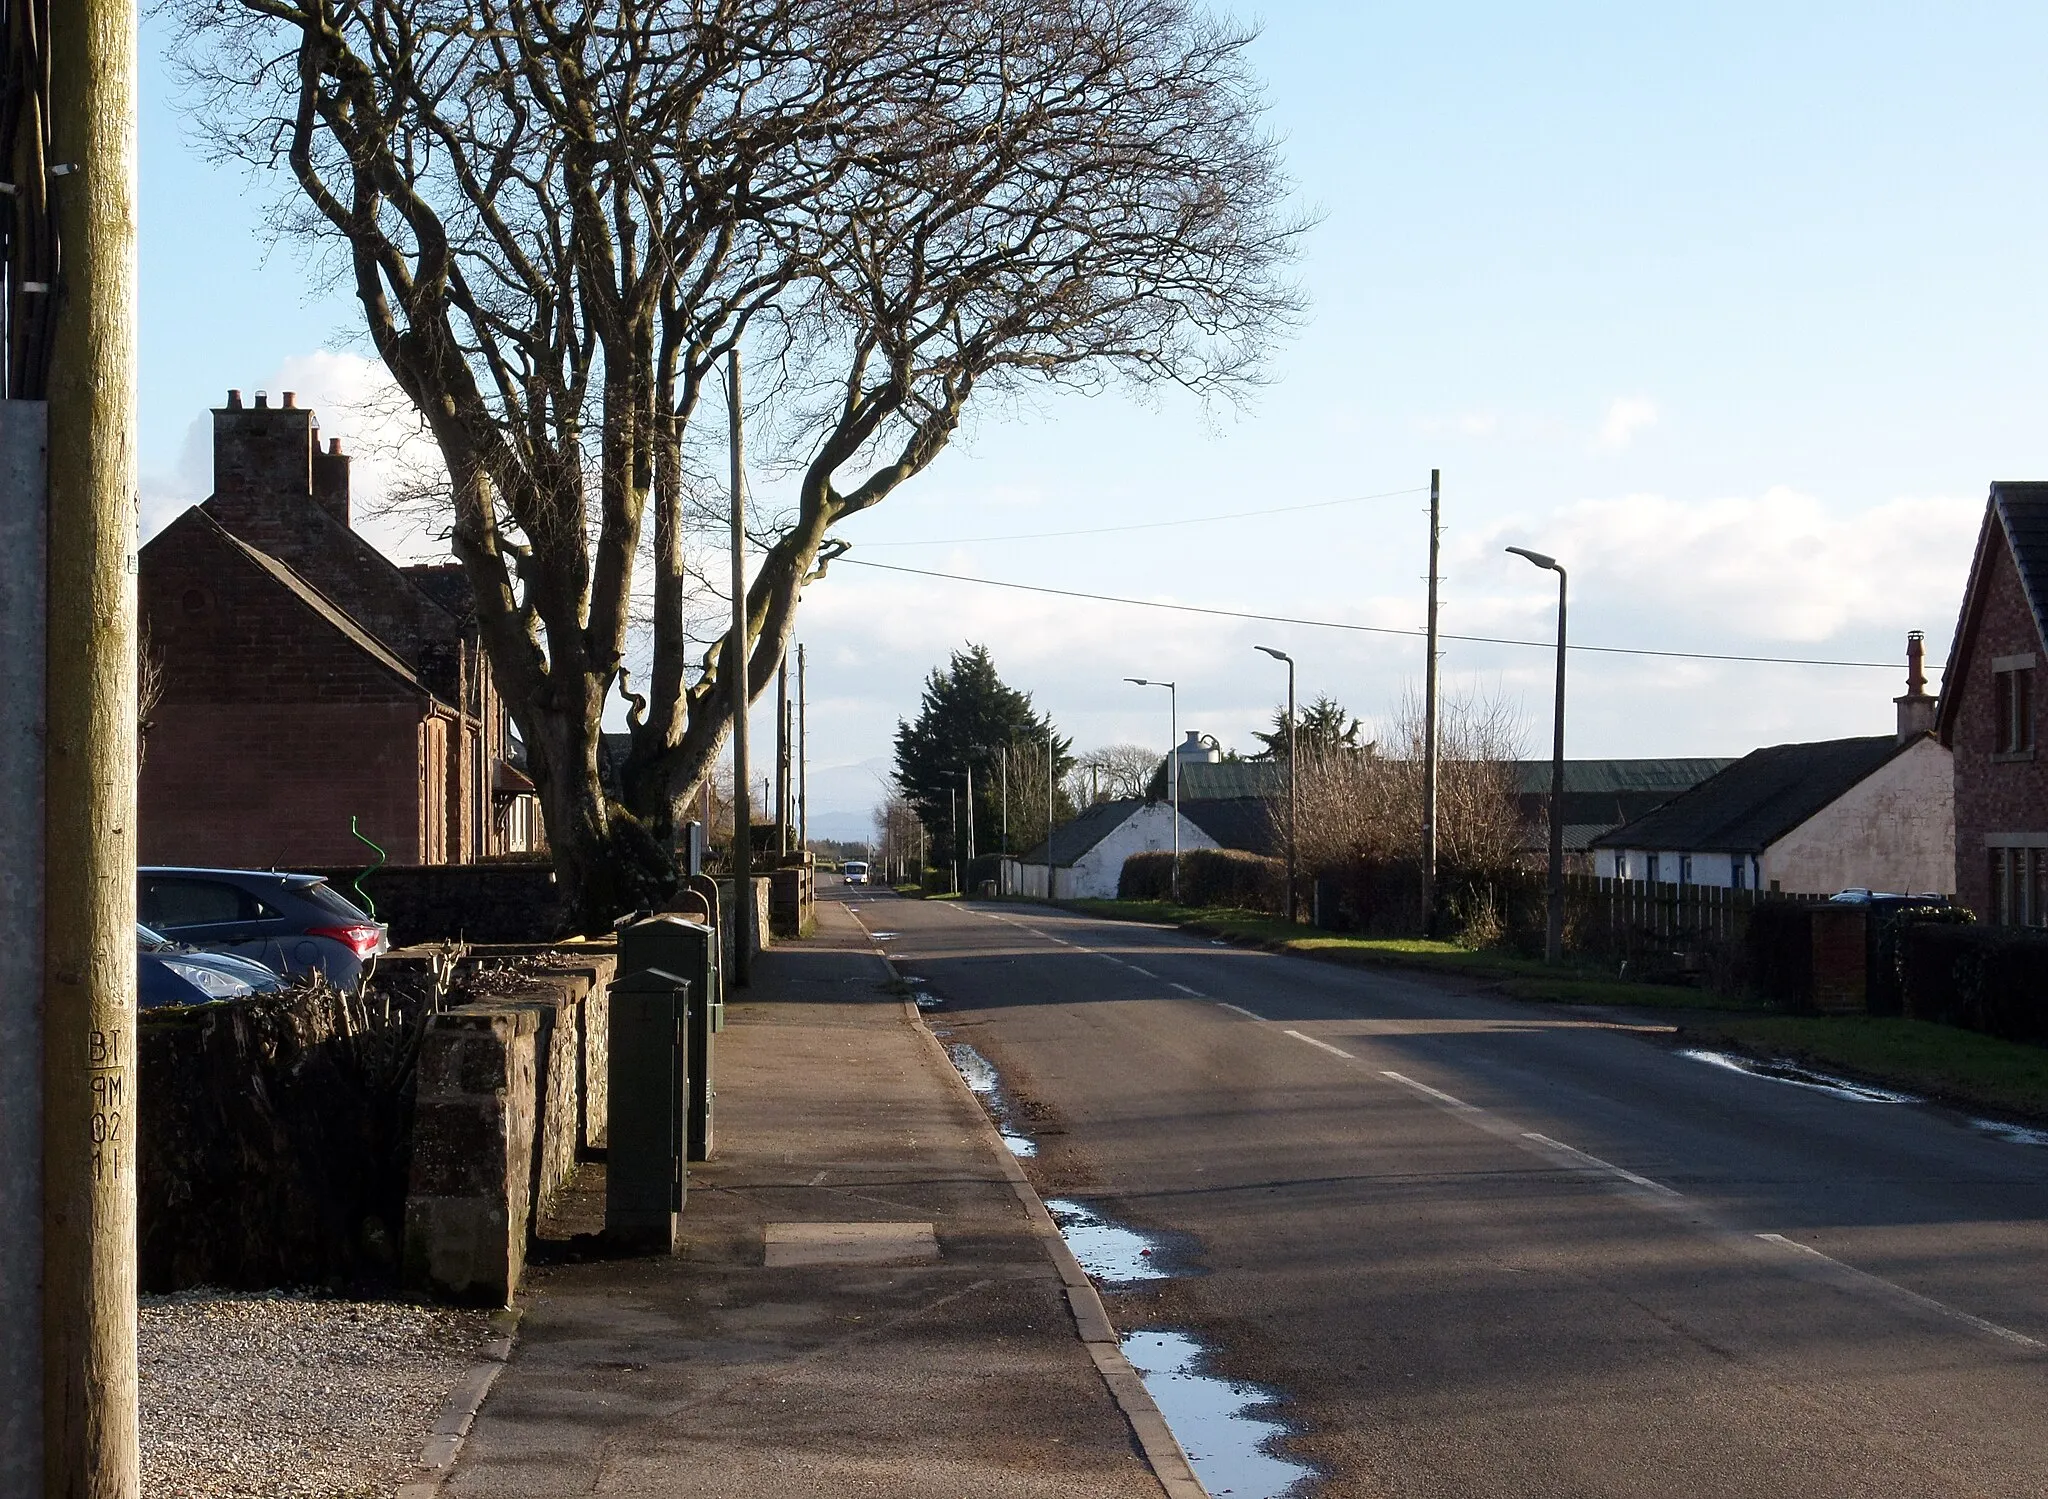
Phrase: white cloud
[{"left": 1592, "top": 396, "right": 1658, "bottom": 453}]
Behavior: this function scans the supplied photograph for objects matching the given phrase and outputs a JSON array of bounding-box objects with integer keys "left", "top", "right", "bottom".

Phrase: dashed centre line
[
  {"left": 1214, "top": 1002, "right": 1264, "bottom": 1021},
  {"left": 1522, "top": 1132, "right": 1682, "bottom": 1198},
  {"left": 1128, "top": 965, "right": 1160, "bottom": 979},
  {"left": 1169, "top": 982, "right": 1203, "bottom": 997},
  {"left": 1380, "top": 1069, "right": 1479, "bottom": 1112},
  {"left": 1284, "top": 1029, "right": 1354, "bottom": 1059}
]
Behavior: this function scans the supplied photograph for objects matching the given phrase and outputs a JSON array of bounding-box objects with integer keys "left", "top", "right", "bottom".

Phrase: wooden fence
[{"left": 1565, "top": 875, "right": 1823, "bottom": 963}]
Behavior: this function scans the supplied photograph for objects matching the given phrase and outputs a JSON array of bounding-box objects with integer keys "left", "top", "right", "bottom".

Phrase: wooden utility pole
[
  {"left": 44, "top": 0, "right": 142, "bottom": 1485},
  {"left": 727, "top": 351, "right": 751, "bottom": 987},
  {"left": 774, "top": 657, "right": 789, "bottom": 856},
  {"left": 1421, "top": 469, "right": 1441, "bottom": 938}
]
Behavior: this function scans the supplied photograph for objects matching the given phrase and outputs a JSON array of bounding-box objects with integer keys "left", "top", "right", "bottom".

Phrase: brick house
[
  {"left": 139, "top": 389, "right": 542, "bottom": 869},
  {"left": 1936, "top": 482, "right": 2048, "bottom": 922}
]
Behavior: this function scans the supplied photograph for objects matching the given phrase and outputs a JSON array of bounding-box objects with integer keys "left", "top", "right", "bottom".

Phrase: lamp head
[
  {"left": 1506, "top": 545, "right": 1559, "bottom": 572},
  {"left": 1255, "top": 645, "right": 1292, "bottom": 664},
  {"left": 1125, "top": 676, "right": 1150, "bottom": 686}
]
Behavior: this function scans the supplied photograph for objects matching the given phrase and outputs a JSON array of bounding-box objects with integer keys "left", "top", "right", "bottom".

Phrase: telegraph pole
[
  {"left": 41, "top": 0, "right": 143, "bottom": 1485},
  {"left": 1421, "top": 469, "right": 1441, "bottom": 937},
  {"left": 775, "top": 658, "right": 789, "bottom": 857},
  {"left": 727, "top": 351, "right": 752, "bottom": 987}
]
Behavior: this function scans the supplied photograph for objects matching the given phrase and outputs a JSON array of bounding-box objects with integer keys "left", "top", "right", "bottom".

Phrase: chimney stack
[
  {"left": 209, "top": 387, "right": 352, "bottom": 531},
  {"left": 1895, "top": 629, "right": 1936, "bottom": 741}
]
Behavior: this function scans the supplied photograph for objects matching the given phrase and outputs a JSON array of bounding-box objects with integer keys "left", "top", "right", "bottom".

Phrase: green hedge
[
  {"left": 1118, "top": 848, "right": 1286, "bottom": 913},
  {"left": 1901, "top": 922, "right": 2048, "bottom": 1043}
]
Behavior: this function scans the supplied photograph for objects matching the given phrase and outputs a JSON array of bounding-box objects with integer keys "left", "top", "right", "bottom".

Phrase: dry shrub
[{"left": 1285, "top": 691, "right": 1523, "bottom": 939}]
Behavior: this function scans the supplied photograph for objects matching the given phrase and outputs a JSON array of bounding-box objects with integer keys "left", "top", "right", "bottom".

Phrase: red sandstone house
[
  {"left": 1937, "top": 482, "right": 2048, "bottom": 923},
  {"left": 139, "top": 390, "right": 542, "bottom": 869}
]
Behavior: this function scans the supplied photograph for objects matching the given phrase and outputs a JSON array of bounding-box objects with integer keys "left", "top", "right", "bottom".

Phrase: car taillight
[{"left": 310, "top": 923, "right": 383, "bottom": 959}]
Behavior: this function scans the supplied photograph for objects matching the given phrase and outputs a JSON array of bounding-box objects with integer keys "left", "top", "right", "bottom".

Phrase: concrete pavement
[
  {"left": 440, "top": 894, "right": 1171, "bottom": 1498},
  {"left": 877, "top": 890, "right": 2048, "bottom": 1499}
]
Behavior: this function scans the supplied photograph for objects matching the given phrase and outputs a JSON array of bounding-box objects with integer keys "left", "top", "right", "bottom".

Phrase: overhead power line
[
  {"left": 840, "top": 558, "right": 1933, "bottom": 672},
  {"left": 849, "top": 485, "right": 1431, "bottom": 547}
]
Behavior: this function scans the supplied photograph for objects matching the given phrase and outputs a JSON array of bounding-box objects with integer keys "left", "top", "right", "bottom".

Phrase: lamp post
[
  {"left": 1255, "top": 647, "right": 1298, "bottom": 923},
  {"left": 1507, "top": 546, "right": 1568, "bottom": 963},
  {"left": 1126, "top": 677, "right": 1179, "bottom": 901}
]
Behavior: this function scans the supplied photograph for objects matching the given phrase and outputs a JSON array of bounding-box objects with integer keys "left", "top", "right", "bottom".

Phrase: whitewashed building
[{"left": 1000, "top": 798, "right": 1217, "bottom": 899}]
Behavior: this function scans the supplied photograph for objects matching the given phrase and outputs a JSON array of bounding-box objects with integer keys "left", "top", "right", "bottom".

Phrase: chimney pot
[
  {"left": 226, "top": 388, "right": 242, "bottom": 410},
  {"left": 282, "top": 391, "right": 296, "bottom": 409},
  {"left": 1896, "top": 628, "right": 1936, "bottom": 741},
  {"left": 254, "top": 390, "right": 268, "bottom": 408},
  {"left": 330, "top": 438, "right": 342, "bottom": 455}
]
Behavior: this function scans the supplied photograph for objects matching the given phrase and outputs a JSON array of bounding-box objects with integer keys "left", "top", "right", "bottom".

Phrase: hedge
[
  {"left": 1118, "top": 847, "right": 1286, "bottom": 913},
  {"left": 1901, "top": 922, "right": 2048, "bottom": 1043}
]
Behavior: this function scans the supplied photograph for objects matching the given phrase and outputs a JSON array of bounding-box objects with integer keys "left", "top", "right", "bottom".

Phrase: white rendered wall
[
  {"left": 1062, "top": 803, "right": 1217, "bottom": 899},
  {"left": 1762, "top": 736, "right": 1954, "bottom": 896}
]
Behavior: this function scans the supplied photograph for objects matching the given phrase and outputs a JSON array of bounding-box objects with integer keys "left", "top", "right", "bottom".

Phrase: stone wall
[
  {"left": 315, "top": 862, "right": 573, "bottom": 944},
  {"left": 401, "top": 950, "right": 616, "bottom": 1305}
]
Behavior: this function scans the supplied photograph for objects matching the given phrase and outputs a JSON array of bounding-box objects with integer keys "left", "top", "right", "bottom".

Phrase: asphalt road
[{"left": 840, "top": 886, "right": 2048, "bottom": 1499}]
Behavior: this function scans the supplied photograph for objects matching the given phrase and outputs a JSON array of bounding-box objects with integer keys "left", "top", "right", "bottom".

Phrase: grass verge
[
  {"left": 1058, "top": 897, "right": 2048, "bottom": 1121},
  {"left": 1674, "top": 1015, "right": 2048, "bottom": 1121},
  {"left": 1059, "top": 898, "right": 1767, "bottom": 1012}
]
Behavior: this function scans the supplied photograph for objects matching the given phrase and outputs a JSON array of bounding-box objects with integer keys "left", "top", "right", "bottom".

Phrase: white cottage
[{"left": 1000, "top": 797, "right": 1217, "bottom": 899}]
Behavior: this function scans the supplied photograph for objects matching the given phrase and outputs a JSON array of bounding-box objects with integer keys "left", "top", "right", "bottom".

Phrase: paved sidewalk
[{"left": 442, "top": 897, "right": 1168, "bottom": 1498}]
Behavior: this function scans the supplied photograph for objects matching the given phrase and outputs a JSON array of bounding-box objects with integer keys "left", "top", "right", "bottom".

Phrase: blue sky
[{"left": 138, "top": 3, "right": 2048, "bottom": 835}]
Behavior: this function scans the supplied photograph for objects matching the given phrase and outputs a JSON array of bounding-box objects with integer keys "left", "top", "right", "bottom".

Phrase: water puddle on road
[
  {"left": 945, "top": 1043, "right": 1037, "bottom": 1157},
  {"left": 1121, "top": 1331, "right": 1316, "bottom": 1499},
  {"left": 1044, "top": 1198, "right": 1171, "bottom": 1282},
  {"left": 1679, "top": 1049, "right": 1920, "bottom": 1104},
  {"left": 1970, "top": 1117, "right": 2048, "bottom": 1147}
]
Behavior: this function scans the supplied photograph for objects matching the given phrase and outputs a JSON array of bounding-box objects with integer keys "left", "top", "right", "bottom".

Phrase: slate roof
[
  {"left": 1014, "top": 798, "right": 1150, "bottom": 867},
  {"left": 203, "top": 513, "right": 429, "bottom": 691},
  {"left": 1937, "top": 483, "right": 2048, "bottom": 743},
  {"left": 1511, "top": 759, "right": 1733, "bottom": 797},
  {"left": 1182, "top": 798, "right": 1279, "bottom": 857},
  {"left": 1589, "top": 736, "right": 1913, "bottom": 855}
]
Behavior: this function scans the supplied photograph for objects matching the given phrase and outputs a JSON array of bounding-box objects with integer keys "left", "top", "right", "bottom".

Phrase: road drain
[
  {"left": 1679, "top": 1048, "right": 1919, "bottom": 1104},
  {"left": 1121, "top": 1331, "right": 1315, "bottom": 1499}
]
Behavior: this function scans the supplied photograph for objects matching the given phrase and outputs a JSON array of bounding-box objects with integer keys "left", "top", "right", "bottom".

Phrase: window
[
  {"left": 1678, "top": 854, "right": 1694, "bottom": 886},
  {"left": 1989, "top": 845, "right": 2048, "bottom": 927},
  {"left": 1730, "top": 856, "right": 1746, "bottom": 890},
  {"left": 139, "top": 877, "right": 261, "bottom": 929},
  {"left": 1994, "top": 661, "right": 2035, "bottom": 755},
  {"left": 1646, "top": 854, "right": 1661, "bottom": 884}
]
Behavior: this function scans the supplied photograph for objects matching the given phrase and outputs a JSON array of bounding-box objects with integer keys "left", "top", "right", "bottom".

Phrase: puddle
[
  {"left": 945, "top": 1043, "right": 1037, "bottom": 1157},
  {"left": 1970, "top": 1118, "right": 2048, "bottom": 1146},
  {"left": 1045, "top": 1198, "right": 1171, "bottom": 1282},
  {"left": 871, "top": 931, "right": 899, "bottom": 941},
  {"left": 1680, "top": 1049, "right": 1919, "bottom": 1104},
  {"left": 1121, "top": 1330, "right": 1315, "bottom": 1498}
]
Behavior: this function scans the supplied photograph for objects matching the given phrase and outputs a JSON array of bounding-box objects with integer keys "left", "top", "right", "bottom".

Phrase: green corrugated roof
[{"left": 1512, "top": 759, "right": 1734, "bottom": 796}]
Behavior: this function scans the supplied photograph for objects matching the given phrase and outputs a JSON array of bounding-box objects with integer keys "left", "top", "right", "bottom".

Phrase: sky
[{"left": 137, "top": 2, "right": 2048, "bottom": 840}]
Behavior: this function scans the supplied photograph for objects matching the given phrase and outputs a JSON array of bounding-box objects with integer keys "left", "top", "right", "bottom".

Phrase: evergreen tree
[
  {"left": 1254, "top": 694, "right": 1366, "bottom": 760},
  {"left": 893, "top": 645, "right": 1072, "bottom": 870}
]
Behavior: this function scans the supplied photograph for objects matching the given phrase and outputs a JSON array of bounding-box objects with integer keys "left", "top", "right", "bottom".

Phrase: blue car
[
  {"left": 138, "top": 867, "right": 389, "bottom": 991},
  {"left": 138, "top": 923, "right": 285, "bottom": 1009}
]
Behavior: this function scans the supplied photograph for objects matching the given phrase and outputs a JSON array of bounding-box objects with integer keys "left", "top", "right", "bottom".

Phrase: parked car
[
  {"left": 843, "top": 860, "right": 870, "bottom": 886},
  {"left": 137, "top": 867, "right": 389, "bottom": 990},
  {"left": 137, "top": 923, "right": 284, "bottom": 1009}
]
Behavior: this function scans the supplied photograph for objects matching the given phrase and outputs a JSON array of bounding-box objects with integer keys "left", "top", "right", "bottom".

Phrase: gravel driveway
[{"left": 140, "top": 1291, "right": 493, "bottom": 1498}]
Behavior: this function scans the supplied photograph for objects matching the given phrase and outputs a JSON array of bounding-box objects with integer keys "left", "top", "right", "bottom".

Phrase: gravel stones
[{"left": 140, "top": 1291, "right": 492, "bottom": 1498}]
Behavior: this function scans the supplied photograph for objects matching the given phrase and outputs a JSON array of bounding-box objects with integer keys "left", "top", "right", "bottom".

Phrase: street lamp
[
  {"left": 1255, "top": 646, "right": 1298, "bottom": 923},
  {"left": 1126, "top": 677, "right": 1180, "bottom": 901},
  {"left": 1507, "top": 545, "right": 1568, "bottom": 964}
]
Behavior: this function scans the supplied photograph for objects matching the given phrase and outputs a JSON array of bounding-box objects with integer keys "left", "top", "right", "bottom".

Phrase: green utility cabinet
[
  {"left": 605, "top": 966, "right": 690, "bottom": 1252},
  {"left": 620, "top": 916, "right": 721, "bottom": 1161}
]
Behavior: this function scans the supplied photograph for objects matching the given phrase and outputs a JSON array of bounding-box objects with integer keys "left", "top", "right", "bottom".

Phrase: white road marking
[
  {"left": 1169, "top": 982, "right": 1203, "bottom": 996},
  {"left": 1753, "top": 1233, "right": 2044, "bottom": 1350},
  {"left": 1097, "top": 953, "right": 1130, "bottom": 968},
  {"left": 1128, "top": 965, "right": 1159, "bottom": 979},
  {"left": 1284, "top": 1029, "right": 1354, "bottom": 1059},
  {"left": 1215, "top": 1002, "right": 1264, "bottom": 1021},
  {"left": 1380, "top": 1069, "right": 1480, "bottom": 1112},
  {"left": 1522, "top": 1132, "right": 1682, "bottom": 1198}
]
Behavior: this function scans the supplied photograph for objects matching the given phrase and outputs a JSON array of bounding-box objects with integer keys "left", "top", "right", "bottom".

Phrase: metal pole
[
  {"left": 797, "top": 644, "right": 807, "bottom": 855},
  {"left": 1547, "top": 567, "right": 1568, "bottom": 964},
  {"left": 1001, "top": 747, "right": 1008, "bottom": 855},
  {"left": 1422, "top": 469, "right": 1441, "bottom": 936},
  {"left": 1045, "top": 731, "right": 1055, "bottom": 899},
  {"left": 775, "top": 659, "right": 788, "bottom": 857},
  {"left": 965, "top": 764, "right": 976, "bottom": 867},
  {"left": 727, "top": 350, "right": 752, "bottom": 987},
  {"left": 1285, "top": 659, "right": 1297, "bottom": 922},
  {"left": 949, "top": 786, "right": 959, "bottom": 893},
  {"left": 1169, "top": 684, "right": 1180, "bottom": 904},
  {"left": 45, "top": 0, "right": 143, "bottom": 1478}
]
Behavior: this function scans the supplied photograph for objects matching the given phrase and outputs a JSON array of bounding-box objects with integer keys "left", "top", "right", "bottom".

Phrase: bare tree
[
  {"left": 1076, "top": 743, "right": 1160, "bottom": 801},
  {"left": 170, "top": 0, "right": 1303, "bottom": 926}
]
